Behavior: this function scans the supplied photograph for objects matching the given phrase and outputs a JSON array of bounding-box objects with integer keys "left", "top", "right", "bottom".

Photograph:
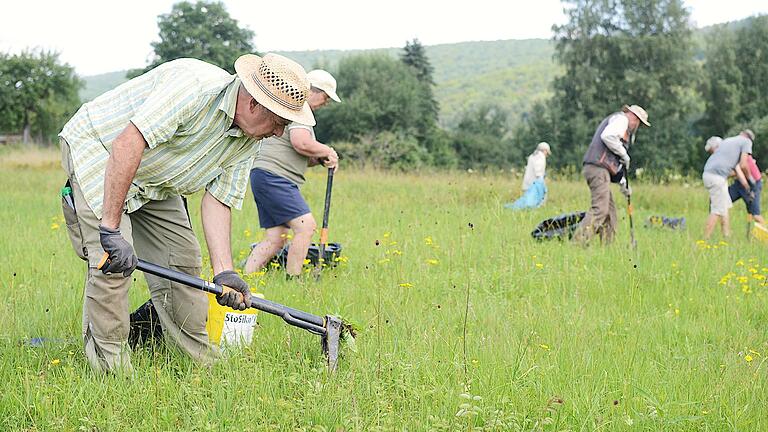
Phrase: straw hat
[
  {"left": 307, "top": 69, "right": 341, "bottom": 103},
  {"left": 742, "top": 129, "right": 755, "bottom": 141},
  {"left": 622, "top": 104, "right": 650, "bottom": 127},
  {"left": 234, "top": 53, "right": 315, "bottom": 126},
  {"left": 536, "top": 142, "right": 551, "bottom": 155},
  {"left": 705, "top": 136, "right": 722, "bottom": 152}
]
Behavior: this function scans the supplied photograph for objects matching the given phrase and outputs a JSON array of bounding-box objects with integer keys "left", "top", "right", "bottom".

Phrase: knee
[{"left": 293, "top": 217, "right": 317, "bottom": 236}]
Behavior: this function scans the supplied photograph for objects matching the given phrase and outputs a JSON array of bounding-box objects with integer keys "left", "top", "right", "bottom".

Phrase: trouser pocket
[{"left": 61, "top": 180, "right": 87, "bottom": 261}]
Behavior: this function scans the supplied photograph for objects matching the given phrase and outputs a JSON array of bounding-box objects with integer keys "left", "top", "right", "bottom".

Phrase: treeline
[{"left": 2, "top": 0, "right": 766, "bottom": 175}]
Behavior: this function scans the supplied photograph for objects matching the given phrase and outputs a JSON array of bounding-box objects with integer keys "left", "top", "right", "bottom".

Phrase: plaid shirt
[{"left": 60, "top": 58, "right": 258, "bottom": 219}]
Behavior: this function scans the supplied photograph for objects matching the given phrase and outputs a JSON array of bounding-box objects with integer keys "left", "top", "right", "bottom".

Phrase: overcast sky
[{"left": 1, "top": 0, "right": 766, "bottom": 76}]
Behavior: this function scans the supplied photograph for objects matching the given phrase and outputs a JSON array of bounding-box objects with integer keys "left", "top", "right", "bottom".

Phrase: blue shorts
[
  {"left": 729, "top": 179, "right": 762, "bottom": 216},
  {"left": 250, "top": 168, "right": 311, "bottom": 229}
]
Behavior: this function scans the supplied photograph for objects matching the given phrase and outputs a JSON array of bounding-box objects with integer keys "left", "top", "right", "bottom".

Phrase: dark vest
[{"left": 583, "top": 113, "right": 630, "bottom": 177}]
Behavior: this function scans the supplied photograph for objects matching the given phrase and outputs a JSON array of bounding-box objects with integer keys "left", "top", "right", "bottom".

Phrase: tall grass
[{"left": 0, "top": 148, "right": 766, "bottom": 430}]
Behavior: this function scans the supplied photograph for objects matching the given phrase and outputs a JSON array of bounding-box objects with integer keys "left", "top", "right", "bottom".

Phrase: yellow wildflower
[
  {"left": 538, "top": 344, "right": 550, "bottom": 350},
  {"left": 50, "top": 222, "right": 60, "bottom": 230},
  {"left": 736, "top": 260, "right": 745, "bottom": 266},
  {"left": 745, "top": 355, "right": 754, "bottom": 362},
  {"left": 303, "top": 259, "right": 311, "bottom": 265},
  {"left": 426, "top": 259, "right": 439, "bottom": 265},
  {"left": 270, "top": 262, "right": 280, "bottom": 268},
  {"left": 398, "top": 282, "right": 413, "bottom": 288},
  {"left": 244, "top": 229, "right": 252, "bottom": 238},
  {"left": 742, "top": 285, "right": 752, "bottom": 294},
  {"left": 535, "top": 263, "right": 544, "bottom": 269},
  {"left": 424, "top": 236, "right": 433, "bottom": 245},
  {"left": 50, "top": 359, "right": 61, "bottom": 366}
]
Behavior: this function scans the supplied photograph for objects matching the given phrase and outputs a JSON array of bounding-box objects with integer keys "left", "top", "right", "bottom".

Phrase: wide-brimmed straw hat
[
  {"left": 622, "top": 104, "right": 651, "bottom": 127},
  {"left": 235, "top": 53, "right": 315, "bottom": 126},
  {"left": 742, "top": 129, "right": 756, "bottom": 141},
  {"left": 307, "top": 69, "right": 341, "bottom": 103}
]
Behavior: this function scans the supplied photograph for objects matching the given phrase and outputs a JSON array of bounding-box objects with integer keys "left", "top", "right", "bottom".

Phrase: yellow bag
[
  {"left": 752, "top": 222, "right": 768, "bottom": 245},
  {"left": 206, "top": 292, "right": 264, "bottom": 348}
]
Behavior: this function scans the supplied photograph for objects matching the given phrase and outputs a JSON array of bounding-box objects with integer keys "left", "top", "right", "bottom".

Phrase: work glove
[
  {"left": 99, "top": 225, "right": 138, "bottom": 277},
  {"left": 214, "top": 270, "right": 252, "bottom": 311},
  {"left": 620, "top": 154, "right": 631, "bottom": 170},
  {"left": 619, "top": 177, "right": 632, "bottom": 198}
]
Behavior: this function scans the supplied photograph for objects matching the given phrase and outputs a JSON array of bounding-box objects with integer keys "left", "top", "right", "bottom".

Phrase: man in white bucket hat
[
  {"left": 573, "top": 104, "right": 650, "bottom": 245},
  {"left": 58, "top": 53, "right": 313, "bottom": 373},
  {"left": 244, "top": 69, "right": 342, "bottom": 278}
]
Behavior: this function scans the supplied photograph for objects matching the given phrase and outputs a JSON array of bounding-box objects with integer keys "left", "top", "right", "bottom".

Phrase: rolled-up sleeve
[
  {"left": 206, "top": 154, "right": 255, "bottom": 209},
  {"left": 600, "top": 114, "right": 630, "bottom": 159}
]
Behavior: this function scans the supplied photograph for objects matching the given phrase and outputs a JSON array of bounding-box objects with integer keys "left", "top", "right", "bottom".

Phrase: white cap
[
  {"left": 307, "top": 69, "right": 341, "bottom": 103},
  {"left": 705, "top": 136, "right": 722, "bottom": 152},
  {"left": 537, "top": 142, "right": 551, "bottom": 154}
]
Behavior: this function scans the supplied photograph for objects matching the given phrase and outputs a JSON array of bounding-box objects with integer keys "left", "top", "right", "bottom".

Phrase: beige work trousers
[
  {"left": 60, "top": 140, "right": 216, "bottom": 373},
  {"left": 573, "top": 164, "right": 618, "bottom": 245}
]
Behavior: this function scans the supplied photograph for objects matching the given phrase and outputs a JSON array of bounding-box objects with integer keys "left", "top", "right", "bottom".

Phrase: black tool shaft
[
  {"left": 136, "top": 260, "right": 326, "bottom": 333},
  {"left": 322, "top": 168, "right": 334, "bottom": 230}
]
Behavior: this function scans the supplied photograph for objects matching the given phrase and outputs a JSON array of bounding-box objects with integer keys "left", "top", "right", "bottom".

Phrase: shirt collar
[{"left": 218, "top": 77, "right": 244, "bottom": 137}]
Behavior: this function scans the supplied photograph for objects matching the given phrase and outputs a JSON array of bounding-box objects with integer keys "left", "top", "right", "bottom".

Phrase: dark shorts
[
  {"left": 729, "top": 179, "right": 762, "bottom": 216},
  {"left": 250, "top": 168, "right": 311, "bottom": 229}
]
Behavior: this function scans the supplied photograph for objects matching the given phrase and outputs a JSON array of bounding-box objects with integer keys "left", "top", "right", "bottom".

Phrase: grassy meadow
[{"left": 0, "top": 146, "right": 767, "bottom": 431}]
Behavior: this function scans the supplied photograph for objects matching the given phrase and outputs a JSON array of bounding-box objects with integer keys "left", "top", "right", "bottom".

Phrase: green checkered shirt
[{"left": 60, "top": 58, "right": 258, "bottom": 219}]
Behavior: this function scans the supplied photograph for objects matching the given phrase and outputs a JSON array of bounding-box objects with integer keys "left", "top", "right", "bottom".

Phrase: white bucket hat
[
  {"left": 536, "top": 142, "right": 551, "bottom": 155},
  {"left": 623, "top": 104, "right": 651, "bottom": 127},
  {"left": 307, "top": 69, "right": 341, "bottom": 103},
  {"left": 234, "top": 53, "right": 315, "bottom": 126}
]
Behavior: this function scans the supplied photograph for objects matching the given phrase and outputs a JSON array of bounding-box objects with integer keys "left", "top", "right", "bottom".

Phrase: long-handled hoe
[{"left": 98, "top": 254, "right": 353, "bottom": 372}]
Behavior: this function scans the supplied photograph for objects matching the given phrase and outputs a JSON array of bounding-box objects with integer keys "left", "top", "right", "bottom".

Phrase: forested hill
[
  {"left": 80, "top": 39, "right": 559, "bottom": 128},
  {"left": 275, "top": 39, "right": 559, "bottom": 127}
]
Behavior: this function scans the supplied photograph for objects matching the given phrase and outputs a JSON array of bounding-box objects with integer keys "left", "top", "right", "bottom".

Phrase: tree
[
  {"left": 699, "top": 25, "right": 742, "bottom": 139},
  {"left": 450, "top": 104, "right": 518, "bottom": 169},
  {"left": 0, "top": 50, "right": 82, "bottom": 143},
  {"left": 314, "top": 54, "right": 432, "bottom": 145},
  {"left": 130, "top": 1, "right": 255, "bottom": 77},
  {"left": 401, "top": 39, "right": 434, "bottom": 85}
]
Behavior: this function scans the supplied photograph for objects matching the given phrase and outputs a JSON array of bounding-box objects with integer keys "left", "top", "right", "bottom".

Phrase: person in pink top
[{"left": 729, "top": 130, "right": 764, "bottom": 225}]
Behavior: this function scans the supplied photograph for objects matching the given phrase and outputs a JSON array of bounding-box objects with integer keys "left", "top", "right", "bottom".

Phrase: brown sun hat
[
  {"left": 235, "top": 53, "right": 315, "bottom": 126},
  {"left": 622, "top": 104, "right": 651, "bottom": 127}
]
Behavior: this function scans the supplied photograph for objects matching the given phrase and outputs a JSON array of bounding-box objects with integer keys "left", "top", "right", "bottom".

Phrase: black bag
[
  {"left": 531, "top": 212, "right": 586, "bottom": 241},
  {"left": 270, "top": 242, "right": 343, "bottom": 269}
]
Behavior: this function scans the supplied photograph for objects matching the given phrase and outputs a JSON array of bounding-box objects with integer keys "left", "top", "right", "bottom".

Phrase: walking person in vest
[
  {"left": 572, "top": 105, "right": 650, "bottom": 245},
  {"left": 59, "top": 53, "right": 314, "bottom": 373},
  {"left": 243, "top": 70, "right": 341, "bottom": 278}
]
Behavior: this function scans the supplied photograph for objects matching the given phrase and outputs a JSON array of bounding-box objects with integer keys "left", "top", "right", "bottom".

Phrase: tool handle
[
  {"left": 98, "top": 253, "right": 326, "bottom": 333},
  {"left": 322, "top": 168, "right": 334, "bottom": 230}
]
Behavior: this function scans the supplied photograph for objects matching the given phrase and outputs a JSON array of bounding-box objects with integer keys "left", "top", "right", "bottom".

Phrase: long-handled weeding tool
[
  {"left": 98, "top": 254, "right": 351, "bottom": 371},
  {"left": 626, "top": 177, "right": 637, "bottom": 250},
  {"left": 317, "top": 167, "right": 335, "bottom": 271}
]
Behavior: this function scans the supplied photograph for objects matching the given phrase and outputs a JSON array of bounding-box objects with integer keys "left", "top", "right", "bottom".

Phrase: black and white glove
[
  {"left": 99, "top": 225, "right": 138, "bottom": 277},
  {"left": 619, "top": 177, "right": 632, "bottom": 198},
  {"left": 214, "top": 270, "right": 252, "bottom": 311},
  {"left": 620, "top": 154, "right": 631, "bottom": 170}
]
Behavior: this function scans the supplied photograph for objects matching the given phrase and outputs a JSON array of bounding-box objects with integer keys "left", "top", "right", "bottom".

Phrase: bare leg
[
  {"left": 753, "top": 215, "right": 766, "bottom": 225},
  {"left": 286, "top": 213, "right": 317, "bottom": 276},
  {"left": 244, "top": 226, "right": 288, "bottom": 274},
  {"left": 721, "top": 214, "right": 731, "bottom": 238},
  {"left": 704, "top": 214, "right": 719, "bottom": 240}
]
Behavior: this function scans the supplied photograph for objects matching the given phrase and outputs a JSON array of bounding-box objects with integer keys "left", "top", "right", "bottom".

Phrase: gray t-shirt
[
  {"left": 252, "top": 122, "right": 313, "bottom": 186},
  {"left": 703, "top": 135, "right": 753, "bottom": 177}
]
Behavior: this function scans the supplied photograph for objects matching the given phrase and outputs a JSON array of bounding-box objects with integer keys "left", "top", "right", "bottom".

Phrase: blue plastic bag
[{"left": 504, "top": 178, "right": 547, "bottom": 210}]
